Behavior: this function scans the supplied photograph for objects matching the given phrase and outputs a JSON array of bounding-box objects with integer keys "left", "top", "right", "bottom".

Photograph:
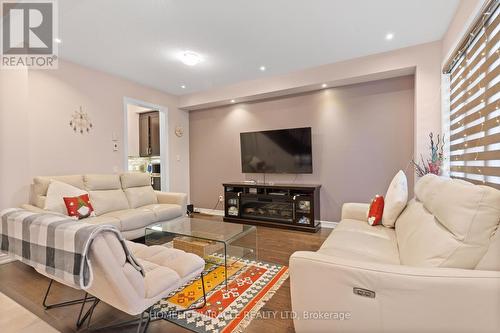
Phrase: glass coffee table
[{"left": 145, "top": 217, "right": 257, "bottom": 287}]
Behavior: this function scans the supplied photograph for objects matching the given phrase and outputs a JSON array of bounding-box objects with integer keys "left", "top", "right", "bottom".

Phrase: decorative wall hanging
[
  {"left": 69, "top": 106, "right": 93, "bottom": 134},
  {"left": 175, "top": 126, "right": 184, "bottom": 137}
]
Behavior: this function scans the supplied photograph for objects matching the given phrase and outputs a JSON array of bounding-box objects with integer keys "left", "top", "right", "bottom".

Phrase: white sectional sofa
[
  {"left": 290, "top": 174, "right": 500, "bottom": 333},
  {"left": 22, "top": 173, "right": 187, "bottom": 239}
]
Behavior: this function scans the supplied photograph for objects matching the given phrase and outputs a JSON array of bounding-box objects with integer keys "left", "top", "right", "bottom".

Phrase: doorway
[{"left": 123, "top": 97, "right": 169, "bottom": 191}]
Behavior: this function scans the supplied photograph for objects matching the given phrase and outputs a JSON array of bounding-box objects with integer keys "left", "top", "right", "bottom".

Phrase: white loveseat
[
  {"left": 22, "top": 173, "right": 187, "bottom": 240},
  {"left": 290, "top": 174, "right": 500, "bottom": 333}
]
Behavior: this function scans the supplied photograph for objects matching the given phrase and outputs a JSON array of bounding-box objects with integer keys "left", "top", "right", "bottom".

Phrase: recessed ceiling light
[
  {"left": 230, "top": 99, "right": 235, "bottom": 103},
  {"left": 321, "top": 83, "right": 327, "bottom": 88},
  {"left": 54, "top": 38, "right": 62, "bottom": 44},
  {"left": 259, "top": 66, "right": 266, "bottom": 71},
  {"left": 385, "top": 33, "right": 394, "bottom": 40},
  {"left": 181, "top": 85, "right": 186, "bottom": 89},
  {"left": 178, "top": 51, "right": 203, "bottom": 66}
]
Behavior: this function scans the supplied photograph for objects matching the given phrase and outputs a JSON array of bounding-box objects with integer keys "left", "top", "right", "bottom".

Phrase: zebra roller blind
[{"left": 447, "top": 1, "right": 500, "bottom": 189}]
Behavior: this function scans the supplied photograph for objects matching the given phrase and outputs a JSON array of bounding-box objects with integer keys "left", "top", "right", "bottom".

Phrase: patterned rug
[{"left": 151, "top": 257, "right": 289, "bottom": 333}]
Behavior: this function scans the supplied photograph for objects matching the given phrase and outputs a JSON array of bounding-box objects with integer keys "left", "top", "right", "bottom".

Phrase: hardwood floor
[{"left": 0, "top": 215, "right": 331, "bottom": 333}]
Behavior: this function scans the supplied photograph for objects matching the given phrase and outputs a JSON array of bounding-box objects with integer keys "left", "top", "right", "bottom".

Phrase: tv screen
[{"left": 240, "top": 127, "right": 312, "bottom": 174}]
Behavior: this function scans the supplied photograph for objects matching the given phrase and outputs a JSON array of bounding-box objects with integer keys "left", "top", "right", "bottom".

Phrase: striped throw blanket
[{"left": 0, "top": 208, "right": 144, "bottom": 289}]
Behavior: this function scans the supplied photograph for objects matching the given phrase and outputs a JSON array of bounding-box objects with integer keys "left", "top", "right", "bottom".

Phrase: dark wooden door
[
  {"left": 149, "top": 112, "right": 160, "bottom": 156},
  {"left": 139, "top": 113, "right": 150, "bottom": 157}
]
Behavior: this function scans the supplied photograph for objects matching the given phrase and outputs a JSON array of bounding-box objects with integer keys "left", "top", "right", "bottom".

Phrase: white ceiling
[{"left": 58, "top": 0, "right": 459, "bottom": 95}]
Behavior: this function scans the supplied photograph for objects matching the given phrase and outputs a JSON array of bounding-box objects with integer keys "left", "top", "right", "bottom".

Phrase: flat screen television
[{"left": 240, "top": 127, "right": 312, "bottom": 174}]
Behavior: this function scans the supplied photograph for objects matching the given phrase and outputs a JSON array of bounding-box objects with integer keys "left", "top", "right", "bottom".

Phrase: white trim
[
  {"left": 441, "top": 74, "right": 451, "bottom": 177},
  {"left": 0, "top": 254, "right": 14, "bottom": 265},
  {"left": 320, "top": 221, "right": 338, "bottom": 229},
  {"left": 123, "top": 97, "right": 170, "bottom": 192},
  {"left": 194, "top": 208, "right": 224, "bottom": 216},
  {"left": 194, "top": 207, "right": 338, "bottom": 229}
]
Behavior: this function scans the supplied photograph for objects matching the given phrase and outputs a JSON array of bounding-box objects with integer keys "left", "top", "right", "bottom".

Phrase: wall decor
[
  {"left": 175, "top": 126, "right": 184, "bottom": 137},
  {"left": 69, "top": 106, "right": 93, "bottom": 134}
]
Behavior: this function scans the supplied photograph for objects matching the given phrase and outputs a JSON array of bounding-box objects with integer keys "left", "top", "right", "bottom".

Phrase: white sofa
[
  {"left": 22, "top": 173, "right": 187, "bottom": 240},
  {"left": 290, "top": 174, "right": 500, "bottom": 333}
]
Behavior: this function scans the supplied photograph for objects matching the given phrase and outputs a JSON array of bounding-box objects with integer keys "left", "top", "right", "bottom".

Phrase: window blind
[{"left": 448, "top": 1, "right": 500, "bottom": 189}]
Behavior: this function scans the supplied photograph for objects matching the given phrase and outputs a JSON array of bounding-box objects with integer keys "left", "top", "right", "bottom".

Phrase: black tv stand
[{"left": 223, "top": 182, "right": 321, "bottom": 232}]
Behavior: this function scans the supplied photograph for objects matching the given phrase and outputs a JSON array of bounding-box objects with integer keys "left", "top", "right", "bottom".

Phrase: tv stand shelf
[{"left": 223, "top": 182, "right": 321, "bottom": 232}]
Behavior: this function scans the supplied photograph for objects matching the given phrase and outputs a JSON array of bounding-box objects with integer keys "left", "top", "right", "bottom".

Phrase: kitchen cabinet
[{"left": 139, "top": 111, "right": 160, "bottom": 157}]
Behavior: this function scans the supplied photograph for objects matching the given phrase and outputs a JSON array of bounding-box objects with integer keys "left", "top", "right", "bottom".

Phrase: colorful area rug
[{"left": 151, "top": 256, "right": 289, "bottom": 333}]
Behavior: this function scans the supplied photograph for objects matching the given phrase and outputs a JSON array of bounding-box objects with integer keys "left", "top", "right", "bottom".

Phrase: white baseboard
[
  {"left": 194, "top": 207, "right": 338, "bottom": 229},
  {"left": 320, "top": 221, "right": 338, "bottom": 229},
  {"left": 0, "top": 254, "right": 14, "bottom": 265},
  {"left": 194, "top": 208, "right": 224, "bottom": 216}
]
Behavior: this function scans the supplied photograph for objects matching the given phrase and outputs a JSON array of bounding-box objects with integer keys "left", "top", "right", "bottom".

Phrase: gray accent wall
[{"left": 189, "top": 75, "right": 414, "bottom": 222}]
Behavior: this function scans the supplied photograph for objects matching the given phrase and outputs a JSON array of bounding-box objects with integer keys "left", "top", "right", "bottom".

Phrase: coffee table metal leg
[{"left": 224, "top": 242, "right": 228, "bottom": 288}]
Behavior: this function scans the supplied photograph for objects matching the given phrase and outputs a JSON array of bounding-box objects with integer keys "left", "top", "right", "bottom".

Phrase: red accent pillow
[
  {"left": 367, "top": 195, "right": 384, "bottom": 226},
  {"left": 63, "top": 194, "right": 94, "bottom": 219}
]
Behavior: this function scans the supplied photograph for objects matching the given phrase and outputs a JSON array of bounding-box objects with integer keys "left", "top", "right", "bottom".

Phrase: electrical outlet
[{"left": 219, "top": 195, "right": 224, "bottom": 202}]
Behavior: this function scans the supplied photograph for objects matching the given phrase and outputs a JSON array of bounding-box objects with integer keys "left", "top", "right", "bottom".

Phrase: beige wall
[
  {"left": 0, "top": 60, "right": 190, "bottom": 209},
  {"left": 189, "top": 76, "right": 415, "bottom": 222},
  {"left": 180, "top": 41, "right": 442, "bottom": 166}
]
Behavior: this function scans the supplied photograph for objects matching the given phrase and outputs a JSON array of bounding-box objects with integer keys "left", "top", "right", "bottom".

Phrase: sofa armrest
[
  {"left": 341, "top": 202, "right": 369, "bottom": 221},
  {"left": 155, "top": 191, "right": 187, "bottom": 212},
  {"left": 290, "top": 251, "right": 500, "bottom": 333},
  {"left": 21, "top": 204, "right": 47, "bottom": 214},
  {"left": 21, "top": 204, "right": 68, "bottom": 217}
]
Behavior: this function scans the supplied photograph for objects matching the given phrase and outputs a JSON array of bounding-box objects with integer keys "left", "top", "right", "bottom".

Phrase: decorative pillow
[
  {"left": 382, "top": 170, "right": 408, "bottom": 228},
  {"left": 44, "top": 180, "right": 87, "bottom": 215},
  {"left": 63, "top": 194, "right": 95, "bottom": 219},
  {"left": 367, "top": 195, "right": 384, "bottom": 226}
]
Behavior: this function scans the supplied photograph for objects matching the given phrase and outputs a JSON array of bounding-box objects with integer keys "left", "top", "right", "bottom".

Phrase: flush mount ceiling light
[
  {"left": 230, "top": 99, "right": 235, "bottom": 103},
  {"left": 178, "top": 51, "right": 203, "bottom": 66},
  {"left": 181, "top": 85, "right": 186, "bottom": 89},
  {"left": 259, "top": 65, "right": 266, "bottom": 71},
  {"left": 54, "top": 38, "right": 62, "bottom": 44},
  {"left": 321, "top": 83, "right": 327, "bottom": 88},
  {"left": 385, "top": 33, "right": 394, "bottom": 40}
]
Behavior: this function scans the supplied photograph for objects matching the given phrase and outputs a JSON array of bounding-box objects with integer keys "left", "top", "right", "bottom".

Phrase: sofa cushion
[
  {"left": 318, "top": 219, "right": 400, "bottom": 264},
  {"left": 396, "top": 175, "right": 500, "bottom": 269},
  {"left": 476, "top": 229, "right": 500, "bottom": 271},
  {"left": 44, "top": 180, "right": 87, "bottom": 215},
  {"left": 102, "top": 208, "right": 156, "bottom": 231},
  {"left": 382, "top": 170, "right": 408, "bottom": 228},
  {"left": 120, "top": 173, "right": 152, "bottom": 189},
  {"left": 128, "top": 242, "right": 205, "bottom": 279},
  {"left": 396, "top": 199, "right": 463, "bottom": 267},
  {"left": 88, "top": 189, "right": 129, "bottom": 216},
  {"left": 138, "top": 259, "right": 180, "bottom": 299},
  {"left": 140, "top": 204, "right": 182, "bottom": 221},
  {"left": 63, "top": 194, "right": 95, "bottom": 219},
  {"left": 83, "top": 215, "right": 122, "bottom": 229},
  {"left": 34, "top": 175, "right": 85, "bottom": 196},
  {"left": 426, "top": 178, "right": 500, "bottom": 243},
  {"left": 124, "top": 187, "right": 158, "bottom": 209},
  {"left": 84, "top": 174, "right": 122, "bottom": 191},
  {"left": 414, "top": 173, "right": 446, "bottom": 206}
]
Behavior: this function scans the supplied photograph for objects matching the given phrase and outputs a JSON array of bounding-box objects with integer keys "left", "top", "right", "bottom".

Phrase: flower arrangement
[{"left": 413, "top": 132, "right": 445, "bottom": 177}]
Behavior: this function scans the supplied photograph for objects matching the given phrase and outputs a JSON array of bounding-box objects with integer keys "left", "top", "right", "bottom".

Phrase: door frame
[{"left": 123, "top": 97, "right": 170, "bottom": 192}]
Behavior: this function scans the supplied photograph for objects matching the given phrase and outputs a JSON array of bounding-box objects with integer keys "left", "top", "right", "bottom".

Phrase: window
[{"left": 445, "top": 0, "right": 500, "bottom": 189}]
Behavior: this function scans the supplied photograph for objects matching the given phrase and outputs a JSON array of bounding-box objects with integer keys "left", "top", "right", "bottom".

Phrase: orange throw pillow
[
  {"left": 367, "top": 195, "right": 384, "bottom": 226},
  {"left": 63, "top": 194, "right": 94, "bottom": 219}
]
